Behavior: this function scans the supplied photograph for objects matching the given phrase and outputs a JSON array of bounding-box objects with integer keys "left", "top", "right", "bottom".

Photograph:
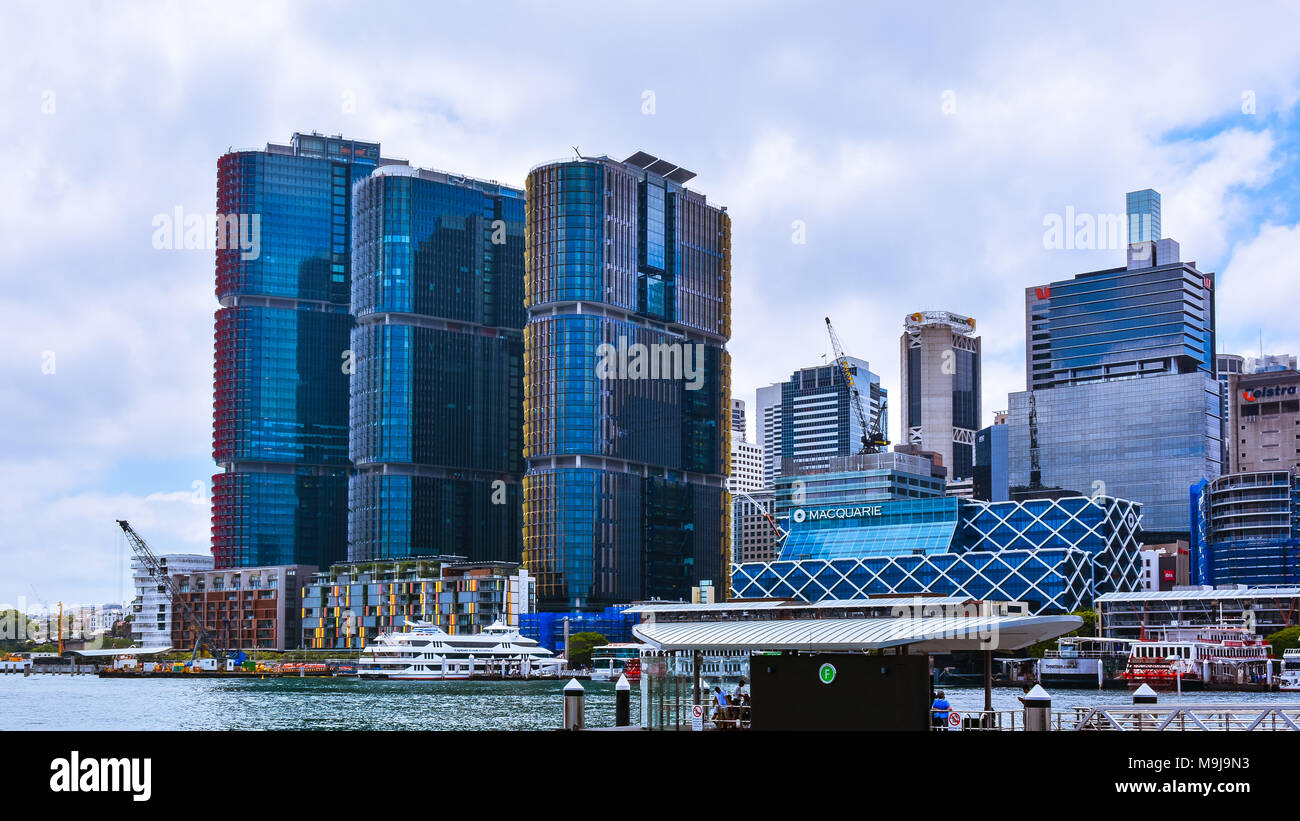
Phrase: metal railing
[{"left": 1071, "top": 704, "right": 1300, "bottom": 731}]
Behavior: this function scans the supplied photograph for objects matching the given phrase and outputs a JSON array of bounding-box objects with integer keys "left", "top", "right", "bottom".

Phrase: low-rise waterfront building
[
  {"left": 131, "top": 553, "right": 213, "bottom": 646},
  {"left": 301, "top": 558, "right": 534, "bottom": 649},
  {"left": 1097, "top": 585, "right": 1300, "bottom": 639},
  {"left": 172, "top": 564, "right": 315, "bottom": 651},
  {"left": 1191, "top": 469, "right": 1300, "bottom": 586}
]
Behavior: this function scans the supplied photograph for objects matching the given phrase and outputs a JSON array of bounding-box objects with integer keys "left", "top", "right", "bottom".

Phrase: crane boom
[
  {"left": 116, "top": 519, "right": 224, "bottom": 663},
  {"left": 824, "top": 316, "right": 888, "bottom": 454}
]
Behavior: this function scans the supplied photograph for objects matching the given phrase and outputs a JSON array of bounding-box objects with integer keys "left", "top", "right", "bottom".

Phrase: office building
[
  {"left": 1138, "top": 541, "right": 1189, "bottom": 591},
  {"left": 522, "top": 152, "right": 730, "bottom": 610},
  {"left": 773, "top": 451, "right": 945, "bottom": 518},
  {"left": 1098, "top": 586, "right": 1300, "bottom": 639},
  {"left": 1247, "top": 354, "right": 1297, "bottom": 373},
  {"left": 733, "top": 488, "right": 780, "bottom": 564},
  {"left": 1224, "top": 368, "right": 1300, "bottom": 473},
  {"left": 1009, "top": 189, "right": 1219, "bottom": 537},
  {"left": 1191, "top": 470, "right": 1300, "bottom": 586},
  {"left": 518, "top": 606, "right": 639, "bottom": 654},
  {"left": 778, "top": 358, "right": 886, "bottom": 475},
  {"left": 213, "top": 132, "right": 402, "bottom": 568},
  {"left": 729, "top": 439, "right": 763, "bottom": 493},
  {"left": 1217, "top": 353, "right": 1245, "bottom": 465},
  {"left": 732, "top": 494, "right": 1142, "bottom": 614},
  {"left": 301, "top": 558, "right": 534, "bottom": 649},
  {"left": 757, "top": 382, "right": 783, "bottom": 486},
  {"left": 131, "top": 553, "right": 213, "bottom": 646},
  {"left": 973, "top": 418, "right": 1009, "bottom": 502},
  {"left": 348, "top": 165, "right": 526, "bottom": 562},
  {"left": 899, "top": 311, "right": 980, "bottom": 481},
  {"left": 731, "top": 399, "right": 746, "bottom": 443},
  {"left": 171, "top": 563, "right": 314, "bottom": 651}
]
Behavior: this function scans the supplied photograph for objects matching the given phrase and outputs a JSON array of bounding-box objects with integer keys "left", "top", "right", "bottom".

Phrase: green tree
[
  {"left": 0, "top": 609, "right": 38, "bottom": 650},
  {"left": 565, "top": 632, "right": 608, "bottom": 668},
  {"left": 1266, "top": 625, "right": 1300, "bottom": 656}
]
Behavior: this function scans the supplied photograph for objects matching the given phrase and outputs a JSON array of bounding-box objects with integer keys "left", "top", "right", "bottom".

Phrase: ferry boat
[
  {"left": 589, "top": 643, "right": 647, "bottom": 682},
  {"left": 1280, "top": 649, "right": 1300, "bottom": 692},
  {"left": 1039, "top": 637, "right": 1134, "bottom": 689},
  {"left": 1121, "top": 624, "right": 1275, "bottom": 691},
  {"left": 357, "top": 620, "right": 564, "bottom": 681}
]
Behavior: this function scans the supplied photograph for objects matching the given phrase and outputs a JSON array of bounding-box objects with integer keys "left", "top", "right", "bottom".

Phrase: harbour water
[
  {"left": 4, "top": 674, "right": 1295, "bottom": 731},
  {"left": 0, "top": 676, "right": 637, "bottom": 731}
]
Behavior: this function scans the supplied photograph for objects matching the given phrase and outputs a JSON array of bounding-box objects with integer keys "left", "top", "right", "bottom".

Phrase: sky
[{"left": 3, "top": 1, "right": 1300, "bottom": 606}]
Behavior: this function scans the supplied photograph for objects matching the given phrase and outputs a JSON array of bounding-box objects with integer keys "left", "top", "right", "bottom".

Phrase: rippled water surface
[{"left": 0, "top": 675, "right": 636, "bottom": 731}]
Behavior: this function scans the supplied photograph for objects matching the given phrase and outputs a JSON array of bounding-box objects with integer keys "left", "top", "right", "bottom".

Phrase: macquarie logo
[
  {"left": 1242, "top": 385, "right": 1298, "bottom": 402},
  {"left": 49, "top": 751, "right": 151, "bottom": 802}
]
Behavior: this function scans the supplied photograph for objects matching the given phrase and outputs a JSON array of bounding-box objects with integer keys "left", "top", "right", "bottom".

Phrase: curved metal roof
[{"left": 632, "top": 614, "right": 1081, "bottom": 653}]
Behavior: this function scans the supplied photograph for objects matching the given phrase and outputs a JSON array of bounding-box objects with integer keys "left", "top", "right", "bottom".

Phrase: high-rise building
[
  {"left": 973, "top": 419, "right": 1009, "bottom": 502},
  {"left": 522, "top": 152, "right": 731, "bottom": 610},
  {"left": 773, "top": 451, "right": 946, "bottom": 518},
  {"left": 730, "top": 439, "right": 763, "bottom": 493},
  {"left": 733, "top": 489, "right": 780, "bottom": 564},
  {"left": 756, "top": 382, "right": 783, "bottom": 487},
  {"left": 213, "top": 132, "right": 400, "bottom": 568},
  {"left": 1217, "top": 353, "right": 1245, "bottom": 466},
  {"left": 1126, "top": 188, "right": 1161, "bottom": 244},
  {"left": 899, "top": 311, "right": 980, "bottom": 481},
  {"left": 1010, "top": 189, "right": 1220, "bottom": 537},
  {"left": 778, "top": 358, "right": 885, "bottom": 475},
  {"left": 731, "top": 399, "right": 746, "bottom": 443},
  {"left": 348, "top": 165, "right": 526, "bottom": 562}
]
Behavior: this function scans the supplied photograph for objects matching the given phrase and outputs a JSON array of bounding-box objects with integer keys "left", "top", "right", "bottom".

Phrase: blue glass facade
[
  {"left": 1192, "top": 470, "right": 1300, "bottom": 586},
  {"left": 348, "top": 167, "right": 525, "bottom": 562},
  {"left": 518, "top": 606, "right": 638, "bottom": 653},
  {"left": 773, "top": 452, "right": 944, "bottom": 519},
  {"left": 213, "top": 133, "right": 382, "bottom": 568},
  {"left": 523, "top": 156, "right": 731, "bottom": 610},
  {"left": 732, "top": 495, "right": 1142, "bottom": 613}
]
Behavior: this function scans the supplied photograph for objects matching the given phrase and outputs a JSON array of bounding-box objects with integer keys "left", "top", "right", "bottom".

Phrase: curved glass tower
[
  {"left": 348, "top": 165, "right": 526, "bottom": 562},
  {"left": 523, "top": 153, "right": 731, "bottom": 610},
  {"left": 213, "top": 133, "right": 381, "bottom": 568}
]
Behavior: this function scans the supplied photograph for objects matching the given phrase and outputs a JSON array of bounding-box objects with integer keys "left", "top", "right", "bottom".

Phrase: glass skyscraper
[
  {"left": 522, "top": 152, "right": 731, "bottom": 610},
  {"left": 348, "top": 165, "right": 526, "bottom": 562},
  {"left": 1125, "top": 188, "right": 1160, "bottom": 244},
  {"left": 213, "top": 133, "right": 387, "bottom": 568},
  {"left": 1010, "top": 189, "right": 1220, "bottom": 537},
  {"left": 778, "top": 358, "right": 886, "bottom": 475}
]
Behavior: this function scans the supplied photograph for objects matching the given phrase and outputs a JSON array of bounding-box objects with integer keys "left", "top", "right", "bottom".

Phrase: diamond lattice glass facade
[
  {"left": 213, "top": 133, "right": 382, "bottom": 568},
  {"left": 731, "top": 495, "right": 1142, "bottom": 613},
  {"left": 523, "top": 156, "right": 731, "bottom": 610},
  {"left": 348, "top": 167, "right": 526, "bottom": 562}
]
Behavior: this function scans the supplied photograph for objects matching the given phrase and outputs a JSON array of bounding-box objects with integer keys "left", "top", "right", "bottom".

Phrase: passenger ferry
[
  {"left": 1039, "top": 637, "right": 1134, "bottom": 689},
  {"left": 589, "top": 643, "right": 647, "bottom": 682},
  {"left": 1121, "top": 625, "right": 1275, "bottom": 691},
  {"left": 1279, "top": 649, "right": 1300, "bottom": 692},
  {"left": 357, "top": 620, "right": 564, "bottom": 680}
]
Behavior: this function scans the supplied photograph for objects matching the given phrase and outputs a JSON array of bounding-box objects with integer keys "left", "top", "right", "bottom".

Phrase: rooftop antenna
[{"left": 571, "top": 145, "right": 583, "bottom": 160}]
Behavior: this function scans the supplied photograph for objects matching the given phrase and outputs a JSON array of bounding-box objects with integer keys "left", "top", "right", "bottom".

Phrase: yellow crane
[{"left": 824, "top": 316, "right": 888, "bottom": 453}]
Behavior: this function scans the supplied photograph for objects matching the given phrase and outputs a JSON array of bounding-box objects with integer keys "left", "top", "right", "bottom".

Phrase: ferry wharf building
[{"left": 731, "top": 495, "right": 1143, "bottom": 614}]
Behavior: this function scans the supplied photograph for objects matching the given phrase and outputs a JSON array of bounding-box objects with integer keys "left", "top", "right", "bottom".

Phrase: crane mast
[
  {"left": 824, "top": 316, "right": 888, "bottom": 454},
  {"left": 116, "top": 519, "right": 224, "bottom": 663}
]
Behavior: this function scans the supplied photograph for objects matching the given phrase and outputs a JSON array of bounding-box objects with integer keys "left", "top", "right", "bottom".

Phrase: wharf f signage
[{"left": 1241, "top": 385, "right": 1298, "bottom": 402}]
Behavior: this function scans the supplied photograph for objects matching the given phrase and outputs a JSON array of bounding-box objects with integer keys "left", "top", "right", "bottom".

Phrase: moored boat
[
  {"left": 1039, "top": 636, "right": 1134, "bottom": 689},
  {"left": 357, "top": 620, "right": 564, "bottom": 680},
  {"left": 1121, "top": 624, "right": 1275, "bottom": 691}
]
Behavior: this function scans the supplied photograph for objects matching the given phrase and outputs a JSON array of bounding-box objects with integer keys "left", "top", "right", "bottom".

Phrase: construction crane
[
  {"left": 824, "top": 316, "right": 888, "bottom": 454},
  {"left": 727, "top": 479, "right": 789, "bottom": 544},
  {"left": 116, "top": 520, "right": 225, "bottom": 663}
]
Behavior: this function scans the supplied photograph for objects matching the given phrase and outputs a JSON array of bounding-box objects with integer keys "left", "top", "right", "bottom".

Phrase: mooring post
[
  {"left": 563, "top": 677, "right": 585, "bottom": 731},
  {"left": 615, "top": 673, "right": 631, "bottom": 727}
]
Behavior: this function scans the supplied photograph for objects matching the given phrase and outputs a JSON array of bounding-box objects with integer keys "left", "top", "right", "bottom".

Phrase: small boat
[
  {"left": 1280, "top": 649, "right": 1300, "bottom": 692},
  {"left": 1121, "top": 624, "right": 1275, "bottom": 691},
  {"left": 357, "top": 619, "right": 564, "bottom": 681},
  {"left": 589, "top": 643, "right": 648, "bottom": 682},
  {"left": 1039, "top": 637, "right": 1134, "bottom": 689}
]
